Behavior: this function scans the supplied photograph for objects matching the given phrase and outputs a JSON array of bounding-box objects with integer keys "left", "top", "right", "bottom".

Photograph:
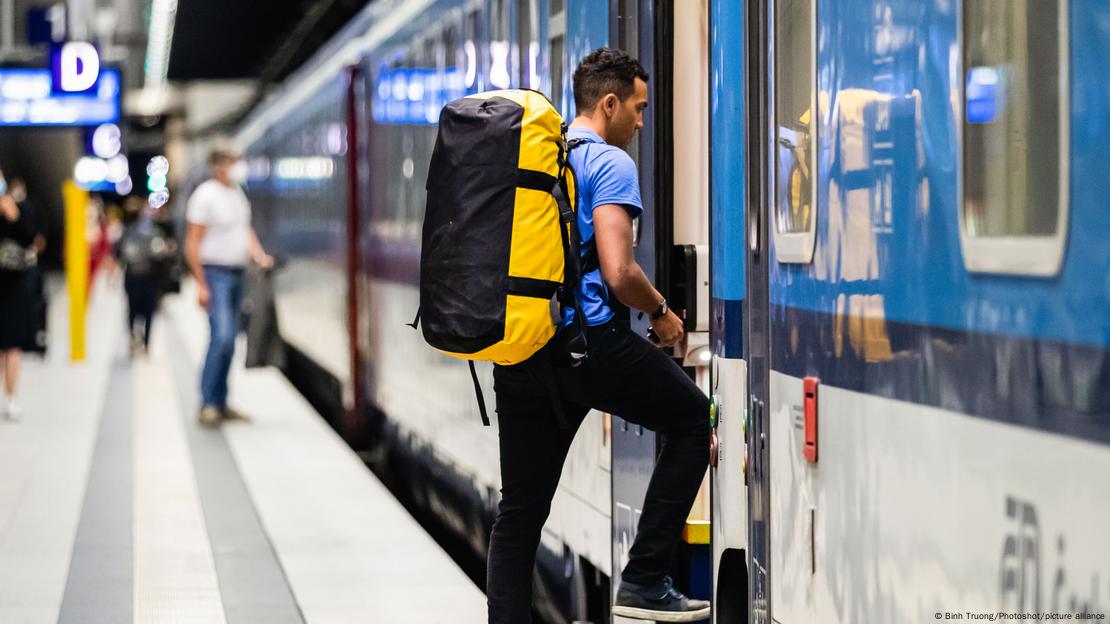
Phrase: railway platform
[{"left": 0, "top": 276, "right": 486, "bottom": 623}]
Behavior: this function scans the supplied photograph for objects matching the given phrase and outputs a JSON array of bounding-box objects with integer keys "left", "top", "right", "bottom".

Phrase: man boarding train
[{"left": 482, "top": 49, "right": 711, "bottom": 622}]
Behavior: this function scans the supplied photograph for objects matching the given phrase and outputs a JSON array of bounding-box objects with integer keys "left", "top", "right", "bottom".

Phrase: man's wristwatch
[{"left": 650, "top": 298, "right": 669, "bottom": 321}]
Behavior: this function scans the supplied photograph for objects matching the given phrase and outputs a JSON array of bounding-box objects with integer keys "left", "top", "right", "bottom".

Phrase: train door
[
  {"left": 763, "top": 0, "right": 817, "bottom": 619},
  {"left": 744, "top": 0, "right": 773, "bottom": 620},
  {"left": 607, "top": 1, "right": 662, "bottom": 615},
  {"left": 708, "top": 0, "right": 750, "bottom": 621},
  {"left": 344, "top": 64, "right": 372, "bottom": 447},
  {"left": 607, "top": 0, "right": 714, "bottom": 617}
]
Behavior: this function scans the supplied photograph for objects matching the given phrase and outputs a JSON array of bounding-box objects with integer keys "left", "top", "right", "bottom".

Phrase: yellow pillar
[{"left": 63, "top": 181, "right": 88, "bottom": 362}]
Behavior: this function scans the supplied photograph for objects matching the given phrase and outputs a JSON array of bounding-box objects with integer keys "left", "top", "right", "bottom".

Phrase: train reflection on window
[
  {"left": 962, "top": 0, "right": 1064, "bottom": 238},
  {"left": 774, "top": 0, "right": 815, "bottom": 236}
]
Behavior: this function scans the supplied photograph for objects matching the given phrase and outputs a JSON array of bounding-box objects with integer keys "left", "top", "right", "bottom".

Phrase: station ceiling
[{"left": 167, "top": 0, "right": 371, "bottom": 82}]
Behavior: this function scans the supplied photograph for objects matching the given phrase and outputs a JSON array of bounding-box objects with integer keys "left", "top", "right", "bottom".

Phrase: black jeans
[
  {"left": 124, "top": 272, "right": 158, "bottom": 348},
  {"left": 487, "top": 320, "right": 710, "bottom": 623}
]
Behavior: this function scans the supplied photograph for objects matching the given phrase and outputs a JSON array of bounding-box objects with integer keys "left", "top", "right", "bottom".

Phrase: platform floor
[{"left": 0, "top": 276, "right": 486, "bottom": 623}]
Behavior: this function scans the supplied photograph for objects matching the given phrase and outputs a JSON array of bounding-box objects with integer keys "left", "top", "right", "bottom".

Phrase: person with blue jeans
[
  {"left": 185, "top": 149, "right": 272, "bottom": 426},
  {"left": 487, "top": 49, "right": 710, "bottom": 622}
]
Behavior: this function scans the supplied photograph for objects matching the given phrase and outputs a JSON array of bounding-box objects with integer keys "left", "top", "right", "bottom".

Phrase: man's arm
[
  {"left": 185, "top": 221, "right": 209, "bottom": 308},
  {"left": 247, "top": 228, "right": 273, "bottom": 268},
  {"left": 593, "top": 203, "right": 684, "bottom": 347}
]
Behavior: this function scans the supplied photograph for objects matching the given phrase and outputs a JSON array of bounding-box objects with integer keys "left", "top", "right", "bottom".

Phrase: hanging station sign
[{"left": 0, "top": 66, "right": 120, "bottom": 127}]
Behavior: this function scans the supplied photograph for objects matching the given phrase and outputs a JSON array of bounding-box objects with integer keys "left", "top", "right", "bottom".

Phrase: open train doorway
[{"left": 608, "top": 0, "right": 714, "bottom": 619}]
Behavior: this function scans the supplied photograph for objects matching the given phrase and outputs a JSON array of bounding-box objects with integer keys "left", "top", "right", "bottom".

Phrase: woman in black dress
[{"left": 0, "top": 167, "right": 37, "bottom": 421}]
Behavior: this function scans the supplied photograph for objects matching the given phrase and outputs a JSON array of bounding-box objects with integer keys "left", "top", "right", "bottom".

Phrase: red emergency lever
[{"left": 803, "top": 377, "right": 819, "bottom": 463}]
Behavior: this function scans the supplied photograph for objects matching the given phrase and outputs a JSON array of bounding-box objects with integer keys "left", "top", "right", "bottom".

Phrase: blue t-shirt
[{"left": 561, "top": 128, "right": 644, "bottom": 327}]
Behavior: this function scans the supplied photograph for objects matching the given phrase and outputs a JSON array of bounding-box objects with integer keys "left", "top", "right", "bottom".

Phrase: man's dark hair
[
  {"left": 572, "top": 47, "right": 649, "bottom": 115},
  {"left": 208, "top": 149, "right": 237, "bottom": 167}
]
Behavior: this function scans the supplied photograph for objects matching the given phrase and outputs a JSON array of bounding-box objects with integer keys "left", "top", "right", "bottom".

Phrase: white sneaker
[{"left": 4, "top": 400, "right": 21, "bottom": 421}]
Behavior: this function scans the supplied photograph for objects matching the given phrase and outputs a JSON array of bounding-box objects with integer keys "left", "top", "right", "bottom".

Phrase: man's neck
[{"left": 570, "top": 115, "right": 609, "bottom": 144}]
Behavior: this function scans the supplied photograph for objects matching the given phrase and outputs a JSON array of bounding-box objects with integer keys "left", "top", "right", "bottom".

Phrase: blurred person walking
[
  {"left": 7, "top": 178, "right": 48, "bottom": 356},
  {"left": 0, "top": 168, "right": 41, "bottom": 420},
  {"left": 87, "top": 197, "right": 118, "bottom": 294},
  {"left": 185, "top": 149, "right": 272, "bottom": 426},
  {"left": 117, "top": 197, "right": 166, "bottom": 355},
  {"left": 7, "top": 178, "right": 46, "bottom": 256}
]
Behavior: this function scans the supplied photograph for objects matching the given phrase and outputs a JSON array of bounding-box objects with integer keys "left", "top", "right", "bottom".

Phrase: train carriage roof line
[{"left": 236, "top": 0, "right": 440, "bottom": 149}]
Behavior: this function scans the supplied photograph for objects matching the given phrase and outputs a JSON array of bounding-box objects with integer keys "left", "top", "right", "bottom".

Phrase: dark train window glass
[
  {"left": 489, "top": 0, "right": 512, "bottom": 88},
  {"left": 550, "top": 33, "right": 564, "bottom": 110},
  {"left": 616, "top": 0, "right": 639, "bottom": 60},
  {"left": 962, "top": 0, "right": 1065, "bottom": 238},
  {"left": 614, "top": 0, "right": 640, "bottom": 170},
  {"left": 465, "top": 10, "right": 482, "bottom": 93},
  {"left": 517, "top": 0, "right": 541, "bottom": 89},
  {"left": 490, "top": 0, "right": 508, "bottom": 40},
  {"left": 550, "top": 0, "right": 562, "bottom": 16},
  {"left": 444, "top": 20, "right": 464, "bottom": 103},
  {"left": 774, "top": 0, "right": 815, "bottom": 238}
]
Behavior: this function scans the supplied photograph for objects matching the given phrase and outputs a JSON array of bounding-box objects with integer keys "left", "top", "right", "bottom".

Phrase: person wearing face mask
[
  {"left": 184, "top": 149, "right": 272, "bottom": 426},
  {"left": 0, "top": 168, "right": 39, "bottom": 420}
]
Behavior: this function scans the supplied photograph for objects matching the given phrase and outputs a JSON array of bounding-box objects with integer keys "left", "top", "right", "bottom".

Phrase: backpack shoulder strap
[{"left": 468, "top": 360, "right": 490, "bottom": 426}]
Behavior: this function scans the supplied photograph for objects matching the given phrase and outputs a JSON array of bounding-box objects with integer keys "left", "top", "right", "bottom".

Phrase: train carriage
[
  {"left": 237, "top": 0, "right": 714, "bottom": 621},
  {"left": 710, "top": 0, "right": 1110, "bottom": 622},
  {"left": 235, "top": 0, "right": 1110, "bottom": 622}
]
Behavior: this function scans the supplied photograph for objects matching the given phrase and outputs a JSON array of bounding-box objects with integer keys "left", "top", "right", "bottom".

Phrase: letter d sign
[{"left": 52, "top": 42, "right": 101, "bottom": 93}]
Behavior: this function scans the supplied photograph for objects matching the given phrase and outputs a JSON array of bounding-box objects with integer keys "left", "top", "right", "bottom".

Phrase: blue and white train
[
  {"left": 710, "top": 0, "right": 1110, "bottom": 622},
  {"left": 237, "top": 1, "right": 713, "bottom": 622},
  {"left": 233, "top": 0, "right": 1110, "bottom": 622}
]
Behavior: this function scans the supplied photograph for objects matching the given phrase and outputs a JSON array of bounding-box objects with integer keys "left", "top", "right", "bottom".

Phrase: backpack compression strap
[
  {"left": 553, "top": 138, "right": 589, "bottom": 365},
  {"left": 468, "top": 360, "right": 490, "bottom": 426}
]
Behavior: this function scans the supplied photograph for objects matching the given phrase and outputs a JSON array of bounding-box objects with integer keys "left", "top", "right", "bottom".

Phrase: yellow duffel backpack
[{"left": 413, "top": 89, "right": 593, "bottom": 425}]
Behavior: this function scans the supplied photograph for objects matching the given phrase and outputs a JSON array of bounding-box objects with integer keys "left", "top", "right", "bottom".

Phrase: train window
[
  {"left": 489, "top": 0, "right": 511, "bottom": 88},
  {"left": 548, "top": 1, "right": 565, "bottom": 113},
  {"left": 773, "top": 0, "right": 817, "bottom": 264},
  {"left": 444, "top": 18, "right": 464, "bottom": 104},
  {"left": 465, "top": 9, "right": 482, "bottom": 94},
  {"left": 550, "top": 34, "right": 564, "bottom": 110},
  {"left": 517, "top": 0, "right": 541, "bottom": 90},
  {"left": 615, "top": 0, "right": 639, "bottom": 61},
  {"left": 959, "top": 0, "right": 1069, "bottom": 277},
  {"left": 614, "top": 0, "right": 641, "bottom": 170}
]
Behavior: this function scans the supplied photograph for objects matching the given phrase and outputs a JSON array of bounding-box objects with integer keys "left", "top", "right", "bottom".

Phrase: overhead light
[
  {"left": 147, "top": 174, "right": 167, "bottom": 192},
  {"left": 464, "top": 40, "right": 477, "bottom": 89},
  {"left": 106, "top": 154, "right": 129, "bottom": 183},
  {"left": 74, "top": 156, "right": 108, "bottom": 187},
  {"left": 489, "top": 41, "right": 510, "bottom": 89},
  {"left": 146, "top": 155, "right": 169, "bottom": 177},
  {"left": 91, "top": 123, "right": 121, "bottom": 158},
  {"left": 143, "top": 0, "right": 178, "bottom": 91},
  {"left": 149, "top": 188, "right": 169, "bottom": 208}
]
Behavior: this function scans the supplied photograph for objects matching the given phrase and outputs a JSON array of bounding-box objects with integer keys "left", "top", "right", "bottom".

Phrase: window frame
[
  {"left": 957, "top": 0, "right": 1071, "bottom": 278},
  {"left": 771, "top": 0, "right": 818, "bottom": 265}
]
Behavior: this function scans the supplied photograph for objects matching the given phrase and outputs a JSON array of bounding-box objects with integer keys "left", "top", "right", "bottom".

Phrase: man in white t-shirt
[{"left": 185, "top": 149, "right": 272, "bottom": 426}]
